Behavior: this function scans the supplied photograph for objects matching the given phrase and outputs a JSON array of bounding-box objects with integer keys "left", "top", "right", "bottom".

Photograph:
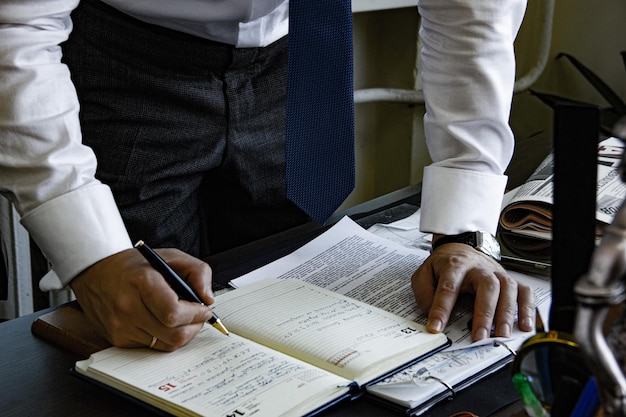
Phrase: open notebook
[{"left": 73, "top": 279, "right": 449, "bottom": 417}]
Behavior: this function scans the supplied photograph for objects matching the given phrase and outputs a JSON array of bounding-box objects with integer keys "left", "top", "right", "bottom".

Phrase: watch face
[
  {"left": 476, "top": 232, "right": 501, "bottom": 261},
  {"left": 432, "top": 231, "right": 502, "bottom": 261}
]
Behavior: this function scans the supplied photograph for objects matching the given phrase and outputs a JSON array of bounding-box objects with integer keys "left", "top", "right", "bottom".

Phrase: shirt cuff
[
  {"left": 20, "top": 184, "right": 132, "bottom": 290},
  {"left": 420, "top": 165, "right": 507, "bottom": 235}
]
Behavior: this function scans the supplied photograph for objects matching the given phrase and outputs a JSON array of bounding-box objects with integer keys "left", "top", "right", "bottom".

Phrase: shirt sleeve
[
  {"left": 0, "top": 0, "right": 132, "bottom": 289},
  {"left": 417, "top": 0, "right": 527, "bottom": 235}
]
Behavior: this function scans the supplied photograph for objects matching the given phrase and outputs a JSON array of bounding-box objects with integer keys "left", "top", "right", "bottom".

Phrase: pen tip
[{"left": 212, "top": 319, "right": 229, "bottom": 336}]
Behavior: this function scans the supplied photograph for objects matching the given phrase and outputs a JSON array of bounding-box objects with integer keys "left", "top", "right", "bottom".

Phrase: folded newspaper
[{"left": 499, "top": 137, "right": 625, "bottom": 255}]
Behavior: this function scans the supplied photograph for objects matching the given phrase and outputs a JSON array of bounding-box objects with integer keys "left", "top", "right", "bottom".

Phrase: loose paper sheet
[{"left": 230, "top": 216, "right": 551, "bottom": 350}]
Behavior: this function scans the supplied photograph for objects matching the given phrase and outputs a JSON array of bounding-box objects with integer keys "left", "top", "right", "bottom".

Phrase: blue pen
[{"left": 570, "top": 377, "right": 601, "bottom": 417}]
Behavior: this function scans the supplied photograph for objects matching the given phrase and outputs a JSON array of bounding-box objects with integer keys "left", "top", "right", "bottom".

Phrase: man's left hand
[{"left": 412, "top": 242, "right": 535, "bottom": 341}]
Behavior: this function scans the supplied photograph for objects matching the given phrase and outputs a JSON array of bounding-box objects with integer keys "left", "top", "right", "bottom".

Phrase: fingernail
[
  {"left": 522, "top": 317, "right": 534, "bottom": 330},
  {"left": 497, "top": 323, "right": 511, "bottom": 338},
  {"left": 428, "top": 319, "right": 443, "bottom": 333},
  {"left": 474, "top": 327, "right": 489, "bottom": 340}
]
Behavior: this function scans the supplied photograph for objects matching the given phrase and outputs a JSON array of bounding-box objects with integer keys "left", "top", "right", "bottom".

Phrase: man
[{"left": 0, "top": 0, "right": 534, "bottom": 351}]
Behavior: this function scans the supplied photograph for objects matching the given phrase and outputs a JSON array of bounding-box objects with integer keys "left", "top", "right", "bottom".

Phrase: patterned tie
[{"left": 285, "top": 0, "right": 356, "bottom": 224}]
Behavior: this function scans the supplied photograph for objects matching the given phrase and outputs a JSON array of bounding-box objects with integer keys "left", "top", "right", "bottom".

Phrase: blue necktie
[{"left": 286, "top": 0, "right": 356, "bottom": 224}]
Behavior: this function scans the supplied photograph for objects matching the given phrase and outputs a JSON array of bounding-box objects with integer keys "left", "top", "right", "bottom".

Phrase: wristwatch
[{"left": 431, "top": 231, "right": 501, "bottom": 261}]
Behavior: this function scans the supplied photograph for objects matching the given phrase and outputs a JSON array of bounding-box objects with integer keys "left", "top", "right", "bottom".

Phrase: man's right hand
[{"left": 69, "top": 248, "right": 215, "bottom": 351}]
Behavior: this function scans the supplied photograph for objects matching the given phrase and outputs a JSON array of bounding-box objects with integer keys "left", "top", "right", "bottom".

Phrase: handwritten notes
[
  {"left": 214, "top": 279, "right": 447, "bottom": 383},
  {"left": 77, "top": 328, "right": 350, "bottom": 417},
  {"left": 75, "top": 279, "right": 447, "bottom": 417}
]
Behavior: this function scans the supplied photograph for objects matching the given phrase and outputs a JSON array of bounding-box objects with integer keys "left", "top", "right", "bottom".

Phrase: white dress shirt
[
  {"left": 0, "top": 0, "right": 525, "bottom": 290},
  {"left": 101, "top": 0, "right": 288, "bottom": 47},
  {"left": 417, "top": 0, "right": 526, "bottom": 235}
]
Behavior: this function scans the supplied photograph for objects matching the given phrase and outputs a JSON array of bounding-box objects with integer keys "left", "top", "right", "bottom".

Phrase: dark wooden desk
[{"left": 0, "top": 185, "right": 523, "bottom": 417}]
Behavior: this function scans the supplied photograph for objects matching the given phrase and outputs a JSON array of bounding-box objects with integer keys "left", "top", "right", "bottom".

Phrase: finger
[
  {"left": 469, "top": 270, "right": 500, "bottom": 340},
  {"left": 516, "top": 283, "right": 536, "bottom": 331},
  {"left": 140, "top": 331, "right": 173, "bottom": 352},
  {"left": 134, "top": 284, "right": 209, "bottom": 350},
  {"left": 491, "top": 271, "right": 518, "bottom": 338},
  {"left": 141, "top": 321, "right": 206, "bottom": 351},
  {"left": 422, "top": 243, "right": 484, "bottom": 334},
  {"left": 426, "top": 266, "right": 465, "bottom": 334},
  {"left": 158, "top": 249, "right": 215, "bottom": 304},
  {"left": 140, "top": 275, "right": 213, "bottom": 329},
  {"left": 411, "top": 259, "right": 437, "bottom": 315}
]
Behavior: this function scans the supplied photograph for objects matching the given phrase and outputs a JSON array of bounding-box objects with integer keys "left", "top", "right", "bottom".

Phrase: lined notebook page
[
  {"left": 214, "top": 279, "right": 448, "bottom": 384},
  {"left": 76, "top": 327, "right": 350, "bottom": 417}
]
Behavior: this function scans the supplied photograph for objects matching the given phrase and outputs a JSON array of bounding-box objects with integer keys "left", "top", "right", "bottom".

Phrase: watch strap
[
  {"left": 432, "top": 231, "right": 501, "bottom": 261},
  {"left": 432, "top": 232, "right": 479, "bottom": 250}
]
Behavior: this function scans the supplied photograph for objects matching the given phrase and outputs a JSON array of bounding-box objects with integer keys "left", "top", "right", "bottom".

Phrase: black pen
[{"left": 134, "top": 240, "right": 229, "bottom": 336}]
